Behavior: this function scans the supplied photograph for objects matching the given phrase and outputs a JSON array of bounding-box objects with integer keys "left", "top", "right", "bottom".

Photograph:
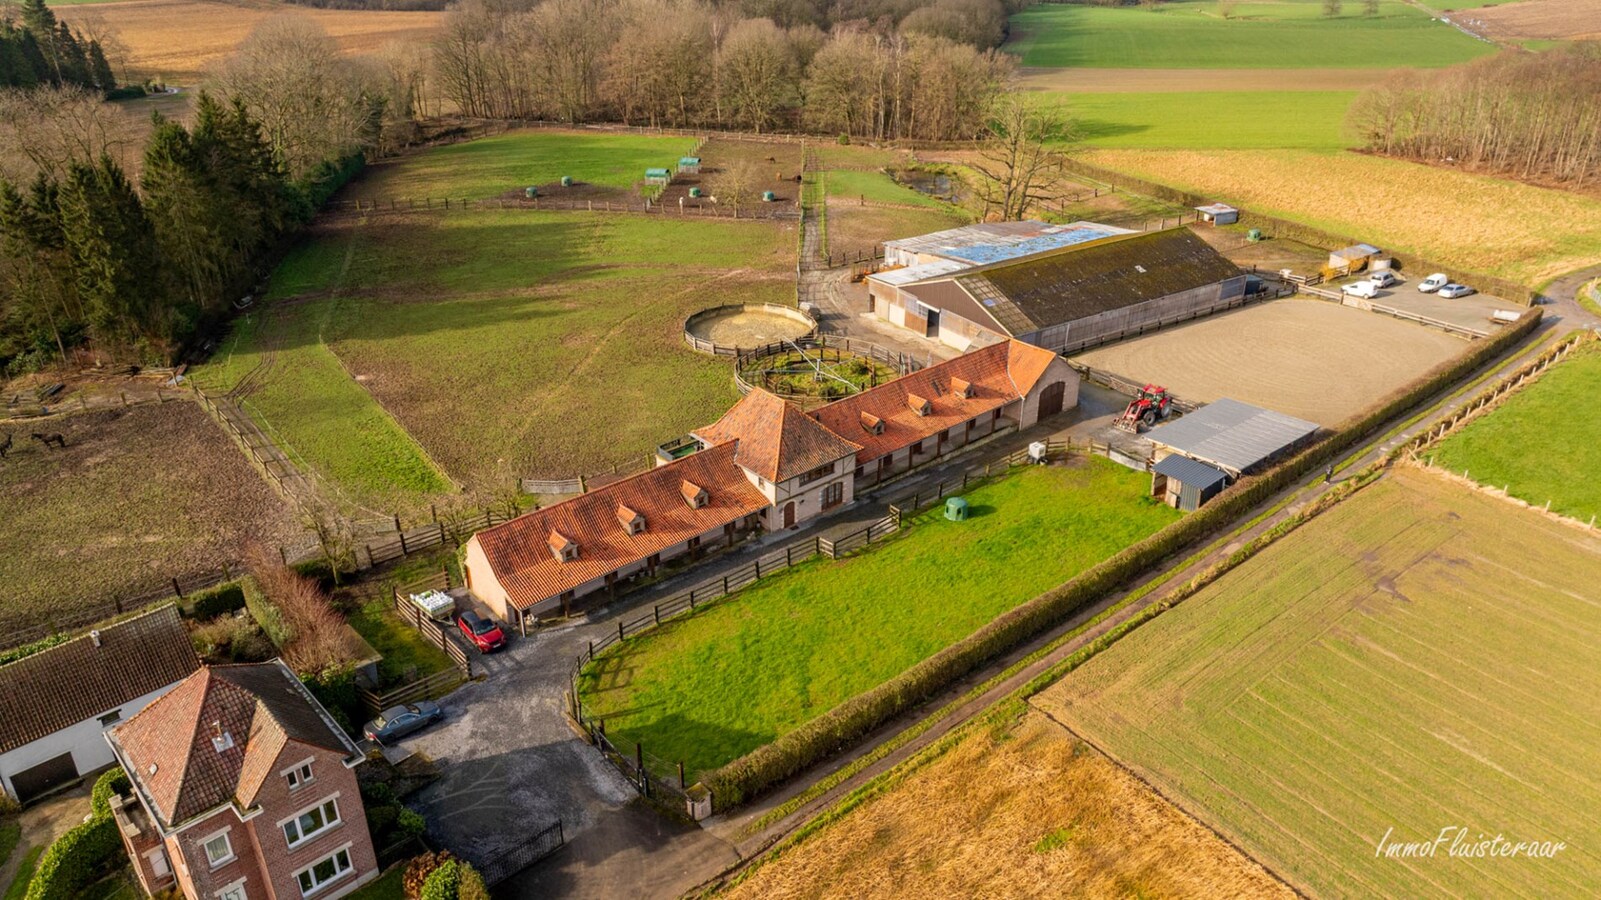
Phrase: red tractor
[{"left": 1115, "top": 384, "right": 1173, "bottom": 433}]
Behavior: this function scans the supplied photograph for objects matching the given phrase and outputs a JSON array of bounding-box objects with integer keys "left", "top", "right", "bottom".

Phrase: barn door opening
[{"left": 1038, "top": 381, "right": 1066, "bottom": 419}]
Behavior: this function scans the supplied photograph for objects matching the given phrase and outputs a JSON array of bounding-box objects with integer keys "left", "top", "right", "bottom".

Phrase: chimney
[
  {"left": 210, "top": 721, "right": 235, "bottom": 753},
  {"left": 89, "top": 629, "right": 102, "bottom": 648}
]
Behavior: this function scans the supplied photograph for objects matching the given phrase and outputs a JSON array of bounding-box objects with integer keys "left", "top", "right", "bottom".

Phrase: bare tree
[
  {"left": 717, "top": 17, "right": 798, "bottom": 133},
  {"left": 0, "top": 86, "right": 145, "bottom": 185},
  {"left": 1322, "top": 0, "right": 1342, "bottom": 17},
  {"left": 208, "top": 15, "right": 383, "bottom": 178},
  {"left": 1362, "top": 0, "right": 1379, "bottom": 16},
  {"left": 706, "top": 158, "right": 765, "bottom": 216},
  {"left": 970, "top": 96, "right": 1077, "bottom": 221}
]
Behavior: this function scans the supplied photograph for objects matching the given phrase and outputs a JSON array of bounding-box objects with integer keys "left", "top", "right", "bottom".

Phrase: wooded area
[
  {"left": 1349, "top": 44, "right": 1601, "bottom": 188},
  {"left": 432, "top": 0, "right": 1016, "bottom": 139}
]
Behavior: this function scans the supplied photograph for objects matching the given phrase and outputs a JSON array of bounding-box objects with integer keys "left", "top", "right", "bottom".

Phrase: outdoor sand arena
[
  {"left": 685, "top": 304, "right": 815, "bottom": 350},
  {"left": 1072, "top": 299, "right": 1467, "bottom": 426}
]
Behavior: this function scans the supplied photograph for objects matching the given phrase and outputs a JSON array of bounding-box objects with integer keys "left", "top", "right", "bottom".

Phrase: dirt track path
[{"left": 694, "top": 314, "right": 1572, "bottom": 889}]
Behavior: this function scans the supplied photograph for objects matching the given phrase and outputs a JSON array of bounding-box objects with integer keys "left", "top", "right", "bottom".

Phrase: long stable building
[
  {"left": 464, "top": 340, "right": 1078, "bottom": 629},
  {"left": 867, "top": 222, "right": 1246, "bottom": 355}
]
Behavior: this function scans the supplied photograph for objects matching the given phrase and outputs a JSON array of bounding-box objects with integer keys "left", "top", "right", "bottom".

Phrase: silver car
[
  {"left": 1437, "top": 283, "right": 1476, "bottom": 299},
  {"left": 363, "top": 701, "right": 444, "bottom": 743}
]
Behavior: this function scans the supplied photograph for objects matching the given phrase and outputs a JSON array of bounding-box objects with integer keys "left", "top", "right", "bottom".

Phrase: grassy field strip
[
  {"left": 353, "top": 130, "right": 697, "bottom": 199},
  {"left": 1038, "top": 90, "right": 1358, "bottom": 150},
  {"left": 1038, "top": 470, "right": 1601, "bottom": 895},
  {"left": 1006, "top": 0, "right": 1494, "bottom": 69},
  {"left": 823, "top": 169, "right": 949, "bottom": 209},
  {"left": 1082, "top": 148, "right": 1601, "bottom": 285},
  {"left": 580, "top": 460, "right": 1179, "bottom": 777},
  {"left": 1429, "top": 343, "right": 1601, "bottom": 521}
]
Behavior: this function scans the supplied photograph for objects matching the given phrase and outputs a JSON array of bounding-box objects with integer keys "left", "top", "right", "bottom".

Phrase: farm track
[{"left": 694, "top": 315, "right": 1573, "bottom": 889}]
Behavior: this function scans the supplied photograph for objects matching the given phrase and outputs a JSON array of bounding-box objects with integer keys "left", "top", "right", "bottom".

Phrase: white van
[{"left": 1418, "top": 273, "right": 1449, "bottom": 293}]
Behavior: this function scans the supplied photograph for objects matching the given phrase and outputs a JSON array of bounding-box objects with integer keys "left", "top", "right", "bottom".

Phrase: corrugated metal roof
[
  {"left": 1149, "top": 398, "right": 1319, "bottom": 475},
  {"left": 956, "top": 274, "right": 1035, "bottom": 335},
  {"left": 1195, "top": 203, "right": 1237, "bottom": 215},
  {"left": 1153, "top": 454, "right": 1229, "bottom": 489},
  {"left": 871, "top": 259, "right": 968, "bottom": 286},
  {"left": 882, "top": 220, "right": 1133, "bottom": 268}
]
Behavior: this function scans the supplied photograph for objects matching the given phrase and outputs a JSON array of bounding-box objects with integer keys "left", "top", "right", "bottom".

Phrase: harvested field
[
  {"left": 0, "top": 401, "right": 301, "bottom": 634},
  {"left": 1035, "top": 468, "right": 1601, "bottom": 897},
  {"left": 1083, "top": 148, "right": 1601, "bottom": 285},
  {"left": 58, "top": 0, "right": 443, "bottom": 82},
  {"left": 726, "top": 710, "right": 1293, "bottom": 900},
  {"left": 1467, "top": 0, "right": 1601, "bottom": 41},
  {"left": 1071, "top": 298, "right": 1467, "bottom": 427},
  {"left": 1429, "top": 341, "right": 1601, "bottom": 521}
]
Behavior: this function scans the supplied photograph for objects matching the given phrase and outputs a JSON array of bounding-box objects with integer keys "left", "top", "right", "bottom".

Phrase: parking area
[{"left": 1327, "top": 270, "right": 1525, "bottom": 334}]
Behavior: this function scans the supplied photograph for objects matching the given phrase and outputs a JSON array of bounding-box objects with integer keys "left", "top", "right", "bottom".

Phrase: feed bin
[
  {"left": 944, "top": 496, "right": 970, "bottom": 522},
  {"left": 689, "top": 187, "right": 703, "bottom": 198},
  {"left": 525, "top": 186, "right": 539, "bottom": 198},
  {"left": 762, "top": 190, "right": 777, "bottom": 202},
  {"left": 560, "top": 175, "right": 574, "bottom": 187}
]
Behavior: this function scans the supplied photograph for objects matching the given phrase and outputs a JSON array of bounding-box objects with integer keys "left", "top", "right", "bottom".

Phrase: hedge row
[
  {"left": 1059, "top": 156, "right": 1537, "bottom": 302},
  {"left": 188, "top": 581, "right": 248, "bottom": 620},
  {"left": 25, "top": 771, "right": 130, "bottom": 900},
  {"left": 242, "top": 577, "right": 293, "bottom": 648},
  {"left": 700, "top": 308, "right": 1543, "bottom": 808}
]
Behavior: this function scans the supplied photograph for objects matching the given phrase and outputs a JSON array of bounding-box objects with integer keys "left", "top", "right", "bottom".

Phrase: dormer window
[
  {"left": 681, "top": 480, "right": 709, "bottom": 509},
  {"left": 907, "top": 394, "right": 932, "bottom": 416},
  {"left": 860, "top": 412, "right": 884, "bottom": 435},
  {"left": 617, "top": 504, "right": 646, "bottom": 535},
  {"left": 548, "top": 530, "right": 578, "bottom": 562},
  {"left": 951, "top": 378, "right": 974, "bottom": 399}
]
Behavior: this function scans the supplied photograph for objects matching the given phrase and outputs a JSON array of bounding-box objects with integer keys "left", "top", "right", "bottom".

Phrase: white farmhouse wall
[{"left": 1, "top": 683, "right": 176, "bottom": 800}]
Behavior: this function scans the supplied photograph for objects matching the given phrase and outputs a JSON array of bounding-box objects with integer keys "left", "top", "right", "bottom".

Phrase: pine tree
[
  {"left": 16, "top": 29, "right": 52, "bottom": 87},
  {"left": 0, "top": 28, "right": 41, "bottom": 89},
  {"left": 142, "top": 118, "right": 226, "bottom": 310},
  {"left": 87, "top": 40, "right": 115, "bottom": 92},
  {"left": 0, "top": 177, "right": 79, "bottom": 363},
  {"left": 19, "top": 0, "right": 58, "bottom": 39},
  {"left": 57, "top": 156, "right": 167, "bottom": 350},
  {"left": 54, "top": 22, "right": 88, "bottom": 87}
]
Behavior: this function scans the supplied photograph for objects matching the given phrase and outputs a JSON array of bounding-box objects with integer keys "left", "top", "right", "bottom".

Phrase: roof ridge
[{"left": 0, "top": 602, "right": 181, "bottom": 673}]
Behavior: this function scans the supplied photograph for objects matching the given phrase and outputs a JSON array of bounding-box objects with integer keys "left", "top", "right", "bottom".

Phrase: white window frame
[
  {"left": 198, "top": 827, "right": 235, "bottom": 869},
  {"left": 294, "top": 844, "right": 355, "bottom": 898},
  {"left": 215, "top": 877, "right": 247, "bottom": 900},
  {"left": 281, "top": 756, "right": 315, "bottom": 791},
  {"left": 280, "top": 794, "right": 342, "bottom": 850}
]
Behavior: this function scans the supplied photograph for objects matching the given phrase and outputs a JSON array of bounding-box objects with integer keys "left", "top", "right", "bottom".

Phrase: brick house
[
  {"left": 463, "top": 339, "right": 1078, "bottom": 627},
  {"left": 104, "top": 661, "right": 379, "bottom": 900},
  {"left": 0, "top": 605, "right": 199, "bottom": 805}
]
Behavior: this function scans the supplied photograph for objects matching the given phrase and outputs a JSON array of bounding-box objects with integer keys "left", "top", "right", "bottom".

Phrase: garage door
[{"left": 10, "top": 753, "right": 79, "bottom": 804}]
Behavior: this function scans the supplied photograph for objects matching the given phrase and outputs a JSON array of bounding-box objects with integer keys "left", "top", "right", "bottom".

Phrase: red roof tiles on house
[
  {"left": 472, "top": 441, "right": 770, "bottom": 612},
  {"left": 810, "top": 341, "right": 1060, "bottom": 465},
  {"left": 108, "top": 662, "right": 357, "bottom": 830},
  {"left": 0, "top": 605, "right": 198, "bottom": 755},
  {"left": 694, "top": 389, "right": 860, "bottom": 483}
]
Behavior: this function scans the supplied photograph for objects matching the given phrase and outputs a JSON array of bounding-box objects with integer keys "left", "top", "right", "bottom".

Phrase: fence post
[
  {"left": 618, "top": 620, "right": 625, "bottom": 641},
  {"left": 399, "top": 530, "right": 409, "bottom": 556},
  {"left": 653, "top": 605, "right": 660, "bottom": 626},
  {"left": 172, "top": 577, "right": 183, "bottom": 600}
]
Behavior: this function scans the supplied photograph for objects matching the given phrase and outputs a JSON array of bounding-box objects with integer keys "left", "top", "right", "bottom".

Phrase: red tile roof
[
  {"left": 810, "top": 341, "right": 1060, "bottom": 465},
  {"left": 0, "top": 605, "right": 198, "bottom": 755},
  {"left": 472, "top": 441, "right": 770, "bottom": 612},
  {"left": 694, "top": 389, "right": 860, "bottom": 483},
  {"left": 109, "top": 662, "right": 357, "bottom": 829}
]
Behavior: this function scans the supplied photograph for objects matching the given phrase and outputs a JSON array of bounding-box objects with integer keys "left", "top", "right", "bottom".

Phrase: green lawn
[
  {"left": 351, "top": 130, "right": 696, "bottom": 200},
  {"left": 2, "top": 846, "right": 41, "bottom": 900},
  {"left": 345, "top": 862, "right": 406, "bottom": 900},
  {"left": 824, "top": 169, "right": 949, "bottom": 208},
  {"left": 347, "top": 597, "right": 457, "bottom": 687},
  {"left": 1007, "top": 0, "right": 1494, "bottom": 69},
  {"left": 1429, "top": 343, "right": 1601, "bottom": 522},
  {"left": 1056, "top": 90, "right": 1357, "bottom": 150},
  {"left": 579, "top": 458, "right": 1179, "bottom": 776},
  {"left": 198, "top": 208, "right": 793, "bottom": 514}
]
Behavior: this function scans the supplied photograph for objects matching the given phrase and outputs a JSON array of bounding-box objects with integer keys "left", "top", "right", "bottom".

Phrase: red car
[{"left": 457, "top": 610, "right": 507, "bottom": 653}]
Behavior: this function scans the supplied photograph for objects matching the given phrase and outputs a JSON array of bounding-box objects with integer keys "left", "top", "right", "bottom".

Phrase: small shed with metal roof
[
  {"left": 1147, "top": 398, "right": 1319, "bottom": 478},
  {"left": 678, "top": 157, "right": 701, "bottom": 174},
  {"left": 1194, "top": 203, "right": 1238, "bottom": 226},
  {"left": 1151, "top": 454, "right": 1229, "bottom": 511},
  {"left": 645, "top": 167, "right": 672, "bottom": 185}
]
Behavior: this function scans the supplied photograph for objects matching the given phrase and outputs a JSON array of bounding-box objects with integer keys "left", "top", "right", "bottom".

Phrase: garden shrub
[
  {"left": 190, "top": 615, "right": 275, "bottom": 663},
  {"left": 188, "top": 582, "right": 247, "bottom": 620},
  {"left": 456, "top": 864, "right": 488, "bottom": 900},
  {"left": 23, "top": 815, "right": 123, "bottom": 900},
  {"left": 89, "top": 769, "right": 129, "bottom": 818},
  {"left": 291, "top": 559, "right": 339, "bottom": 592},
  {"left": 302, "top": 666, "right": 360, "bottom": 737},
  {"left": 420, "top": 860, "right": 460, "bottom": 900},
  {"left": 242, "top": 577, "right": 293, "bottom": 648},
  {"left": 403, "top": 852, "right": 451, "bottom": 900},
  {"left": 700, "top": 309, "right": 1543, "bottom": 808},
  {"left": 0, "top": 635, "right": 69, "bottom": 668}
]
